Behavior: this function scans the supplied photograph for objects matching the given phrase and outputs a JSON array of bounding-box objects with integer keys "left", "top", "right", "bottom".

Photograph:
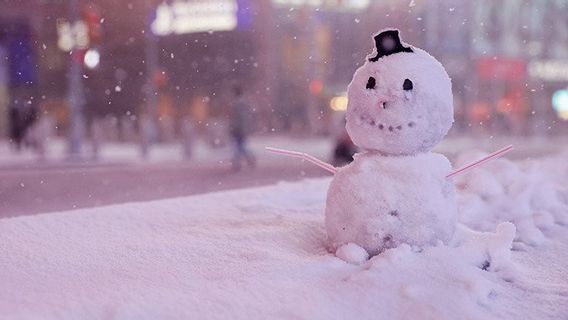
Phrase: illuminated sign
[
  {"left": 271, "top": 0, "right": 370, "bottom": 11},
  {"left": 552, "top": 89, "right": 568, "bottom": 120},
  {"left": 528, "top": 60, "right": 568, "bottom": 82},
  {"left": 151, "top": 0, "right": 239, "bottom": 36},
  {"left": 57, "top": 19, "right": 89, "bottom": 51}
]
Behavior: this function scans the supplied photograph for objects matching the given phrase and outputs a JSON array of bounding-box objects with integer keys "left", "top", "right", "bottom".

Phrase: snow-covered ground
[
  {"left": 0, "top": 134, "right": 566, "bottom": 167},
  {"left": 0, "top": 135, "right": 334, "bottom": 167},
  {"left": 1, "top": 151, "right": 567, "bottom": 319}
]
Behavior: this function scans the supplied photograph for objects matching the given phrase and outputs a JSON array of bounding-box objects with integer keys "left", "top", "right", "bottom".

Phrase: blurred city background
[{"left": 1, "top": 0, "right": 567, "bottom": 216}]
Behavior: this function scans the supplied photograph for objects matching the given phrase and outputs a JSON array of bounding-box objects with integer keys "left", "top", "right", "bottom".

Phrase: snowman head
[{"left": 346, "top": 29, "right": 453, "bottom": 156}]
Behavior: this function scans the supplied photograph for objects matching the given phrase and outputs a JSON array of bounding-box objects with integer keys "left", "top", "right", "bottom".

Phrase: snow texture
[
  {"left": 335, "top": 242, "right": 369, "bottom": 265},
  {"left": 325, "top": 151, "right": 457, "bottom": 255},
  {"left": 328, "top": 30, "right": 457, "bottom": 255},
  {"left": 455, "top": 150, "right": 568, "bottom": 246},
  {"left": 1, "top": 152, "right": 568, "bottom": 319},
  {"left": 345, "top": 38, "right": 453, "bottom": 156}
]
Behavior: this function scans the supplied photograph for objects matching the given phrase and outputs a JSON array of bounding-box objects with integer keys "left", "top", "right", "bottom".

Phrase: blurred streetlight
[
  {"left": 330, "top": 95, "right": 348, "bottom": 112},
  {"left": 83, "top": 48, "right": 100, "bottom": 69}
]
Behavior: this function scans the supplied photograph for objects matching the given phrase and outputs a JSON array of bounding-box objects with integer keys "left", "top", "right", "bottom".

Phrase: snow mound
[
  {"left": 451, "top": 222, "right": 517, "bottom": 277},
  {"left": 455, "top": 151, "right": 568, "bottom": 245},
  {"left": 336, "top": 222, "right": 517, "bottom": 279},
  {"left": 335, "top": 243, "right": 369, "bottom": 265},
  {"left": 1, "top": 169, "right": 568, "bottom": 319}
]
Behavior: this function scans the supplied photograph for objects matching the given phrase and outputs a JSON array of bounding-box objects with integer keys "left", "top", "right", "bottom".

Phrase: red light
[{"left": 309, "top": 79, "right": 323, "bottom": 95}]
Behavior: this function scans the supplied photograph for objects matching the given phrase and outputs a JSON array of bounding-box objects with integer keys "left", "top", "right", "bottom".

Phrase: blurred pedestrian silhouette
[
  {"left": 332, "top": 117, "right": 357, "bottom": 166},
  {"left": 9, "top": 87, "right": 37, "bottom": 151},
  {"left": 229, "top": 85, "right": 256, "bottom": 171}
]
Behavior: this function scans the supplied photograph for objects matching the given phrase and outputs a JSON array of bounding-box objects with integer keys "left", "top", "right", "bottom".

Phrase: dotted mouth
[{"left": 360, "top": 115, "right": 417, "bottom": 132}]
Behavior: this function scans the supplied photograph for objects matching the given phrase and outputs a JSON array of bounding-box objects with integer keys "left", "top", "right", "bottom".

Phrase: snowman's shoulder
[
  {"left": 334, "top": 151, "right": 452, "bottom": 179},
  {"left": 413, "top": 152, "right": 453, "bottom": 176},
  {"left": 333, "top": 152, "right": 381, "bottom": 177},
  {"left": 418, "top": 152, "right": 452, "bottom": 167}
]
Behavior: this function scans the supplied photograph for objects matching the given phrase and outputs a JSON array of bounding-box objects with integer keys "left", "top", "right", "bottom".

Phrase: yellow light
[
  {"left": 330, "top": 96, "right": 348, "bottom": 111},
  {"left": 552, "top": 89, "right": 568, "bottom": 120}
]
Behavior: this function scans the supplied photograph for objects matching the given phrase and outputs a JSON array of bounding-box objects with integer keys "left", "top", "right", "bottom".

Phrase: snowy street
[
  {"left": 0, "top": 135, "right": 337, "bottom": 217},
  {"left": 1, "top": 151, "right": 568, "bottom": 318},
  {"left": 2, "top": 1, "right": 568, "bottom": 317},
  {"left": 1, "top": 134, "right": 566, "bottom": 218},
  {"left": 0, "top": 159, "right": 326, "bottom": 217}
]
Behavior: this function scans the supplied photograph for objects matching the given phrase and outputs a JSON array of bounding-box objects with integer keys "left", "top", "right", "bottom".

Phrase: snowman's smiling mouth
[{"left": 358, "top": 115, "right": 416, "bottom": 133}]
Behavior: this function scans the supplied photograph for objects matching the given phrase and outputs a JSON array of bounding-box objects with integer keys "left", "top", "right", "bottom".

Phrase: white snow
[
  {"left": 346, "top": 38, "right": 453, "bottom": 156},
  {"left": 326, "top": 151, "right": 457, "bottom": 255},
  {"left": 1, "top": 152, "right": 568, "bottom": 319},
  {"left": 454, "top": 150, "right": 568, "bottom": 245},
  {"left": 331, "top": 29, "right": 457, "bottom": 257},
  {"left": 0, "top": 135, "right": 334, "bottom": 166},
  {"left": 335, "top": 242, "right": 369, "bottom": 265}
]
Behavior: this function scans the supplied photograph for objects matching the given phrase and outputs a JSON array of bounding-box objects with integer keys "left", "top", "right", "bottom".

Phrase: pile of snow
[
  {"left": 326, "top": 152, "right": 458, "bottom": 256},
  {"left": 455, "top": 150, "right": 568, "bottom": 246},
  {"left": 1, "top": 153, "right": 568, "bottom": 319}
]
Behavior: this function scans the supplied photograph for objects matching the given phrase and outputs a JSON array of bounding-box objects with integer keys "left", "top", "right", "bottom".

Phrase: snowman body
[
  {"left": 326, "top": 152, "right": 457, "bottom": 256},
  {"left": 325, "top": 30, "right": 458, "bottom": 255}
]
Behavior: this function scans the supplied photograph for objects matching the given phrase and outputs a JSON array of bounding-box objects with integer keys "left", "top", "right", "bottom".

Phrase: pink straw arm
[
  {"left": 266, "top": 144, "right": 512, "bottom": 179},
  {"left": 446, "top": 145, "right": 513, "bottom": 179},
  {"left": 265, "top": 147, "right": 337, "bottom": 174}
]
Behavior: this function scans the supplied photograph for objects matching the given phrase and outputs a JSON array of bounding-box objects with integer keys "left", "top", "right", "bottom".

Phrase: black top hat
[{"left": 369, "top": 29, "right": 413, "bottom": 62}]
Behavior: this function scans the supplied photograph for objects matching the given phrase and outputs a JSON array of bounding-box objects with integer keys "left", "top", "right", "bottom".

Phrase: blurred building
[
  {"left": 421, "top": 0, "right": 568, "bottom": 135},
  {"left": 0, "top": 1, "right": 41, "bottom": 143},
  {"left": 0, "top": 0, "right": 566, "bottom": 146}
]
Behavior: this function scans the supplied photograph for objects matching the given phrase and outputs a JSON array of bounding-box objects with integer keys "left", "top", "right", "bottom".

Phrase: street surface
[
  {"left": 0, "top": 159, "right": 327, "bottom": 217},
  {"left": 1, "top": 134, "right": 566, "bottom": 218}
]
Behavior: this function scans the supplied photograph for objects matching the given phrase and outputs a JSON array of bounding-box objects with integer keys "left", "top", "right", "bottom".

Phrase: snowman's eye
[
  {"left": 366, "top": 77, "right": 376, "bottom": 89},
  {"left": 403, "top": 79, "right": 413, "bottom": 91}
]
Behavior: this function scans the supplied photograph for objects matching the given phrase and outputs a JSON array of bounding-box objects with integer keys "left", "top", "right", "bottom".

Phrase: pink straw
[
  {"left": 446, "top": 145, "right": 513, "bottom": 178},
  {"left": 265, "top": 147, "right": 337, "bottom": 174},
  {"left": 265, "top": 144, "right": 513, "bottom": 179}
]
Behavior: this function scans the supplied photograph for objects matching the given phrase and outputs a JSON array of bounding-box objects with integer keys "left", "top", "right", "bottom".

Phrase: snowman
[{"left": 325, "top": 29, "right": 458, "bottom": 257}]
